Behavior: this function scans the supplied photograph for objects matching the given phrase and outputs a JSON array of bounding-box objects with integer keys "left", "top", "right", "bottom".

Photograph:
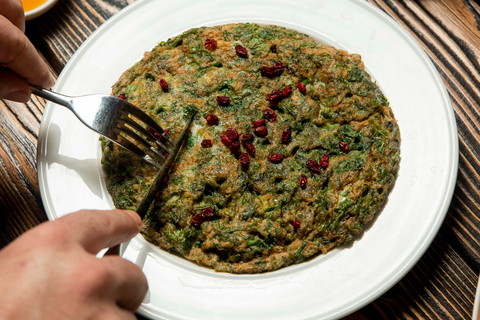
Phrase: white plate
[{"left": 36, "top": 0, "right": 458, "bottom": 319}]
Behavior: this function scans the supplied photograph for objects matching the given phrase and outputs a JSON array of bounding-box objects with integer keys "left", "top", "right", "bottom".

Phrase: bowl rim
[{"left": 25, "top": 0, "right": 59, "bottom": 21}]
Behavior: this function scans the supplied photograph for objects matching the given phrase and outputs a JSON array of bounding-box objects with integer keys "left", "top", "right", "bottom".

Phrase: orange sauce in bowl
[{"left": 22, "top": 0, "right": 49, "bottom": 12}]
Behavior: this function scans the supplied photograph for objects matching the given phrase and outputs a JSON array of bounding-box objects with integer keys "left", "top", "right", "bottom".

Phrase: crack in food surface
[{"left": 101, "top": 23, "right": 400, "bottom": 274}]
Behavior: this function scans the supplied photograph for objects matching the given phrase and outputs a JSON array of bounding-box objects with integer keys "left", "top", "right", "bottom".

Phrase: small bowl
[{"left": 25, "top": 0, "right": 59, "bottom": 21}]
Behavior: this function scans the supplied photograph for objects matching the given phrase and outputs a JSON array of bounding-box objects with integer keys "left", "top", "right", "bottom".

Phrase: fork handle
[{"left": 30, "top": 85, "right": 73, "bottom": 110}]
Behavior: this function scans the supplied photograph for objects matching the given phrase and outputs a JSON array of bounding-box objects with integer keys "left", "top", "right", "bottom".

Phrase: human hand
[
  {"left": 0, "top": 0, "right": 54, "bottom": 102},
  {"left": 0, "top": 209, "right": 148, "bottom": 320}
]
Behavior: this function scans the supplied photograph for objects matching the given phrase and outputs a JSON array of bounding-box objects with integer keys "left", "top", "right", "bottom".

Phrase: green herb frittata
[{"left": 101, "top": 23, "right": 400, "bottom": 273}]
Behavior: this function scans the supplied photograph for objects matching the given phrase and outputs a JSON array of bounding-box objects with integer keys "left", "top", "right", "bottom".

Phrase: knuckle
[
  {"left": 71, "top": 260, "right": 112, "bottom": 295},
  {"left": 33, "top": 221, "right": 72, "bottom": 247}
]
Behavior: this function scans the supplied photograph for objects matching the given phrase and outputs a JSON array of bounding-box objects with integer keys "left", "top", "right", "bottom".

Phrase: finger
[
  {"left": 56, "top": 209, "right": 142, "bottom": 254},
  {"left": 0, "top": 15, "right": 53, "bottom": 89},
  {"left": 0, "top": 0, "right": 25, "bottom": 31},
  {"left": 90, "top": 308, "right": 137, "bottom": 320},
  {"left": 0, "top": 67, "right": 31, "bottom": 102},
  {"left": 101, "top": 256, "right": 149, "bottom": 312}
]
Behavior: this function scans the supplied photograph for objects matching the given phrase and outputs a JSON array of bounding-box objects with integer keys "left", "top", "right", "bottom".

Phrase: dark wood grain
[{"left": 1, "top": 0, "right": 479, "bottom": 319}]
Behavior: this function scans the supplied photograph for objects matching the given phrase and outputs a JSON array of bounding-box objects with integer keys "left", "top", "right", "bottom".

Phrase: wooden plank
[{"left": 0, "top": 97, "right": 48, "bottom": 248}]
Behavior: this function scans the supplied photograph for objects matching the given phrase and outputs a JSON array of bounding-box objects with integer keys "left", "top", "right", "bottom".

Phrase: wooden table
[{"left": 1, "top": 0, "right": 479, "bottom": 318}]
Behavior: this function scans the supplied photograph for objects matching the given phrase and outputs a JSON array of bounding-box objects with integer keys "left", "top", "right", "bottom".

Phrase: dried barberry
[
  {"left": 269, "top": 154, "right": 284, "bottom": 164},
  {"left": 243, "top": 141, "right": 256, "bottom": 156},
  {"left": 299, "top": 174, "right": 307, "bottom": 189},
  {"left": 201, "top": 207, "right": 216, "bottom": 220},
  {"left": 118, "top": 93, "right": 126, "bottom": 100},
  {"left": 235, "top": 45, "right": 248, "bottom": 58},
  {"left": 216, "top": 95, "right": 230, "bottom": 106},
  {"left": 252, "top": 119, "right": 266, "bottom": 128},
  {"left": 298, "top": 82, "right": 307, "bottom": 95},
  {"left": 226, "top": 128, "right": 239, "bottom": 141},
  {"left": 241, "top": 134, "right": 254, "bottom": 143},
  {"left": 205, "top": 114, "right": 219, "bottom": 125},
  {"left": 290, "top": 220, "right": 301, "bottom": 229},
  {"left": 260, "top": 66, "right": 275, "bottom": 78},
  {"left": 204, "top": 38, "right": 217, "bottom": 51},
  {"left": 160, "top": 79, "right": 169, "bottom": 92},
  {"left": 261, "top": 61, "right": 284, "bottom": 78},
  {"left": 270, "top": 44, "right": 277, "bottom": 53},
  {"left": 320, "top": 154, "right": 329, "bottom": 169},
  {"left": 262, "top": 109, "right": 277, "bottom": 122},
  {"left": 192, "top": 214, "right": 205, "bottom": 227},
  {"left": 240, "top": 153, "right": 250, "bottom": 170},
  {"left": 201, "top": 139, "right": 212, "bottom": 148},
  {"left": 306, "top": 159, "right": 321, "bottom": 173},
  {"left": 283, "top": 85, "right": 292, "bottom": 98},
  {"left": 253, "top": 126, "right": 268, "bottom": 137},
  {"left": 221, "top": 135, "right": 232, "bottom": 146},
  {"left": 339, "top": 141, "right": 350, "bottom": 153},
  {"left": 282, "top": 128, "right": 291, "bottom": 144},
  {"left": 230, "top": 141, "right": 241, "bottom": 154},
  {"left": 266, "top": 89, "right": 284, "bottom": 103}
]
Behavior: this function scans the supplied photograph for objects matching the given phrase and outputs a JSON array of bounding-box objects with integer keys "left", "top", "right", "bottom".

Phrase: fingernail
[
  {"left": 48, "top": 74, "right": 56, "bottom": 88},
  {"left": 125, "top": 210, "right": 142, "bottom": 228},
  {"left": 4, "top": 90, "right": 30, "bottom": 103}
]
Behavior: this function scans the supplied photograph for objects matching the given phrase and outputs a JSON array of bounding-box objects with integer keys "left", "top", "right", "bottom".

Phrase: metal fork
[{"left": 31, "top": 86, "right": 173, "bottom": 168}]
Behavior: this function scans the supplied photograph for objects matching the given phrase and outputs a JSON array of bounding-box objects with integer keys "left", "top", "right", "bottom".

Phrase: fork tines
[{"left": 116, "top": 102, "right": 175, "bottom": 168}]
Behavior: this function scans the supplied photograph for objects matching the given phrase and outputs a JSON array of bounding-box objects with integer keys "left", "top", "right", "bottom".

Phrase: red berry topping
[
  {"left": 192, "top": 214, "right": 205, "bottom": 227},
  {"left": 272, "top": 61, "right": 284, "bottom": 73},
  {"left": 241, "top": 134, "right": 254, "bottom": 143},
  {"left": 298, "top": 82, "right": 307, "bottom": 95},
  {"left": 320, "top": 154, "right": 329, "bottom": 169},
  {"left": 205, "top": 114, "right": 219, "bottom": 125},
  {"left": 240, "top": 153, "right": 250, "bottom": 170},
  {"left": 269, "top": 154, "right": 284, "bottom": 164},
  {"left": 229, "top": 141, "right": 241, "bottom": 154},
  {"left": 283, "top": 85, "right": 293, "bottom": 98},
  {"left": 204, "top": 38, "right": 217, "bottom": 51},
  {"left": 243, "top": 141, "right": 256, "bottom": 156},
  {"left": 299, "top": 174, "right": 307, "bottom": 189},
  {"left": 235, "top": 45, "right": 248, "bottom": 58},
  {"left": 339, "top": 142, "right": 350, "bottom": 153},
  {"left": 221, "top": 135, "right": 232, "bottom": 146},
  {"left": 260, "top": 61, "right": 284, "bottom": 78},
  {"left": 118, "top": 93, "right": 126, "bottom": 100},
  {"left": 270, "top": 44, "right": 277, "bottom": 53},
  {"left": 226, "top": 128, "right": 239, "bottom": 141},
  {"left": 262, "top": 109, "right": 277, "bottom": 122},
  {"left": 252, "top": 119, "right": 266, "bottom": 128},
  {"left": 201, "top": 139, "right": 212, "bottom": 148},
  {"left": 253, "top": 126, "right": 268, "bottom": 137},
  {"left": 306, "top": 159, "right": 321, "bottom": 173},
  {"left": 160, "top": 79, "right": 169, "bottom": 92},
  {"left": 266, "top": 89, "right": 284, "bottom": 102},
  {"left": 282, "top": 128, "right": 291, "bottom": 144},
  {"left": 201, "top": 207, "right": 216, "bottom": 220},
  {"left": 216, "top": 95, "right": 230, "bottom": 106},
  {"left": 290, "top": 220, "right": 301, "bottom": 229}
]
